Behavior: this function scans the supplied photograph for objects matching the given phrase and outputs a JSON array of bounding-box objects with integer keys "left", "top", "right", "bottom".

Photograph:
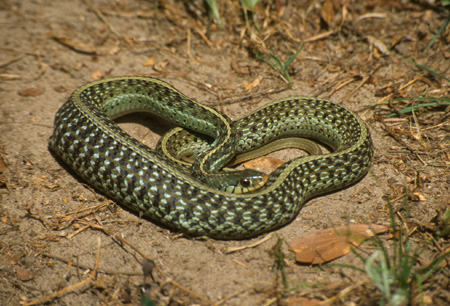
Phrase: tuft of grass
[
  {"left": 401, "top": 56, "right": 450, "bottom": 84},
  {"left": 204, "top": 0, "right": 224, "bottom": 29},
  {"left": 241, "top": 0, "right": 262, "bottom": 31},
  {"left": 375, "top": 55, "right": 450, "bottom": 118},
  {"left": 424, "top": 17, "right": 450, "bottom": 52},
  {"left": 439, "top": 207, "right": 450, "bottom": 237},
  {"left": 341, "top": 199, "right": 450, "bottom": 306},
  {"left": 257, "top": 47, "right": 302, "bottom": 84},
  {"left": 379, "top": 97, "right": 450, "bottom": 117},
  {"left": 270, "top": 237, "right": 289, "bottom": 288}
]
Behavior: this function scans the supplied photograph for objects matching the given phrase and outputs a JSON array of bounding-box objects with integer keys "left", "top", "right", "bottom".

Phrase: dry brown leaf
[
  {"left": 290, "top": 224, "right": 390, "bottom": 264},
  {"left": 91, "top": 70, "right": 104, "bottom": 80},
  {"left": 142, "top": 57, "right": 155, "bottom": 67},
  {"left": 0, "top": 155, "right": 6, "bottom": 173},
  {"left": 320, "top": 0, "right": 335, "bottom": 26},
  {"left": 412, "top": 192, "right": 427, "bottom": 201},
  {"left": 18, "top": 86, "right": 44, "bottom": 97},
  {"left": 16, "top": 267, "right": 35, "bottom": 282},
  {"left": 154, "top": 60, "right": 169, "bottom": 72},
  {"left": 367, "top": 35, "right": 390, "bottom": 56},
  {"left": 243, "top": 77, "right": 261, "bottom": 91},
  {"left": 108, "top": 45, "right": 121, "bottom": 55},
  {"left": 243, "top": 157, "right": 285, "bottom": 174}
]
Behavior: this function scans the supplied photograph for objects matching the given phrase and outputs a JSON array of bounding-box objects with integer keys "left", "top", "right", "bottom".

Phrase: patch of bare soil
[{"left": 1, "top": 0, "right": 449, "bottom": 305}]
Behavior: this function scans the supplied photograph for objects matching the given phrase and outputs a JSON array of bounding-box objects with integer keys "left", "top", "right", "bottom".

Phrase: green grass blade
[
  {"left": 205, "top": 0, "right": 223, "bottom": 29},
  {"left": 241, "top": 0, "right": 261, "bottom": 9},
  {"left": 386, "top": 101, "right": 450, "bottom": 117},
  {"left": 268, "top": 53, "right": 284, "bottom": 70},
  {"left": 402, "top": 57, "right": 450, "bottom": 83},
  {"left": 416, "top": 249, "right": 450, "bottom": 281},
  {"left": 285, "top": 47, "right": 302, "bottom": 68},
  {"left": 425, "top": 17, "right": 450, "bottom": 52},
  {"left": 365, "top": 250, "right": 392, "bottom": 299},
  {"left": 332, "top": 262, "right": 366, "bottom": 273},
  {"left": 371, "top": 96, "right": 450, "bottom": 106}
]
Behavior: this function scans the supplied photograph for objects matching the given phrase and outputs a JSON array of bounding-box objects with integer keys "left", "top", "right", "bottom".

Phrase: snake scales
[{"left": 49, "top": 76, "right": 374, "bottom": 239}]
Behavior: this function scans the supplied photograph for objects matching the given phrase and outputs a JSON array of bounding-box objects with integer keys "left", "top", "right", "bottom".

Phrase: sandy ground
[{"left": 1, "top": 0, "right": 449, "bottom": 305}]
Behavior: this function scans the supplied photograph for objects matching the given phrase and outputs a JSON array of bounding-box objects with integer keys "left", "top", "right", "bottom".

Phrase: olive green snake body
[{"left": 49, "top": 76, "right": 374, "bottom": 239}]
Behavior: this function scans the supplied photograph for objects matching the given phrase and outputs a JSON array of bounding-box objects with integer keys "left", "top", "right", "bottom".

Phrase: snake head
[{"left": 218, "top": 169, "right": 269, "bottom": 194}]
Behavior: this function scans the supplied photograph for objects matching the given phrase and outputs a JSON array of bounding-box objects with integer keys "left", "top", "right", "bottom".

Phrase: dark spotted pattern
[{"left": 49, "top": 77, "right": 373, "bottom": 239}]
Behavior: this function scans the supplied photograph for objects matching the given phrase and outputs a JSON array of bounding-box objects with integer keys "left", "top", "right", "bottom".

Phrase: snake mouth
[{"left": 257, "top": 173, "right": 269, "bottom": 189}]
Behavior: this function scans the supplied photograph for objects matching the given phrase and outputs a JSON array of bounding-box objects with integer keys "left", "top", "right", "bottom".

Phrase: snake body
[{"left": 49, "top": 76, "right": 373, "bottom": 239}]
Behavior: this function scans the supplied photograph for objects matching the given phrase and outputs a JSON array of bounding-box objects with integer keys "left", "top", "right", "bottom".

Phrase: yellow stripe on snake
[{"left": 49, "top": 76, "right": 373, "bottom": 239}]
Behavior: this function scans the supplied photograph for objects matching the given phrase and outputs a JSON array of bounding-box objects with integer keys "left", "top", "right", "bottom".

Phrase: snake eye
[{"left": 240, "top": 178, "right": 251, "bottom": 188}]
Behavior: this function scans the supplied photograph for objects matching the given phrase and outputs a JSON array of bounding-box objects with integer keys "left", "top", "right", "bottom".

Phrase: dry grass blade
[{"left": 22, "top": 238, "right": 102, "bottom": 306}]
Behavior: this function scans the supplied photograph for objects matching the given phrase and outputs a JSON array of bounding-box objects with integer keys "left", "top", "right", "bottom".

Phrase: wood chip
[{"left": 18, "top": 87, "right": 44, "bottom": 97}]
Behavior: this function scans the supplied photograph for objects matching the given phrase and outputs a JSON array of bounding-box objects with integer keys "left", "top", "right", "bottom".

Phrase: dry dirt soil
[{"left": 1, "top": 0, "right": 450, "bottom": 305}]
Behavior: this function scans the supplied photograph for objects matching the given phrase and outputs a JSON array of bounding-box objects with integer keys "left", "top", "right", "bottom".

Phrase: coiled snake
[{"left": 49, "top": 76, "right": 373, "bottom": 239}]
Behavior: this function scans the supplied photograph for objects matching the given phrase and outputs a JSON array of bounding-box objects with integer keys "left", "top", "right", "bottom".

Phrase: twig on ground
[
  {"left": 84, "top": 0, "right": 123, "bottom": 39},
  {"left": 0, "top": 55, "right": 26, "bottom": 69},
  {"left": 319, "top": 280, "right": 369, "bottom": 305},
  {"left": 42, "top": 253, "right": 142, "bottom": 276},
  {"left": 379, "top": 119, "right": 418, "bottom": 155},
  {"left": 89, "top": 223, "right": 215, "bottom": 304},
  {"left": 23, "top": 238, "right": 101, "bottom": 306},
  {"left": 226, "top": 233, "right": 273, "bottom": 253}
]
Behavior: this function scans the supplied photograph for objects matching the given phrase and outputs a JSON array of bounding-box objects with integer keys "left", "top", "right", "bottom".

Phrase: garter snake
[
  {"left": 49, "top": 76, "right": 374, "bottom": 239},
  {"left": 156, "top": 127, "right": 322, "bottom": 175}
]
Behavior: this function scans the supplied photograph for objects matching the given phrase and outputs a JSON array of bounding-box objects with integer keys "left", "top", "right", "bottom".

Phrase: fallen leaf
[
  {"left": 243, "top": 157, "right": 285, "bottom": 174},
  {"left": 367, "top": 35, "right": 390, "bottom": 56},
  {"left": 18, "top": 87, "right": 44, "bottom": 97},
  {"left": 0, "top": 154, "right": 6, "bottom": 173},
  {"left": 7, "top": 253, "right": 23, "bottom": 265},
  {"left": 142, "top": 57, "right": 155, "bottom": 67},
  {"left": 243, "top": 77, "right": 261, "bottom": 91},
  {"left": 92, "top": 276, "right": 108, "bottom": 289},
  {"left": 412, "top": 192, "right": 427, "bottom": 201},
  {"left": 91, "top": 70, "right": 104, "bottom": 80},
  {"left": 290, "top": 224, "right": 390, "bottom": 264},
  {"left": 153, "top": 60, "right": 169, "bottom": 72},
  {"left": 320, "top": 0, "right": 335, "bottom": 26},
  {"left": 16, "top": 267, "right": 35, "bottom": 282},
  {"left": 108, "top": 45, "right": 121, "bottom": 55}
]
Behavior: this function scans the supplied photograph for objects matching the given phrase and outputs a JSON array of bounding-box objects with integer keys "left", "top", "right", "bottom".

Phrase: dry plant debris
[{"left": 290, "top": 224, "right": 390, "bottom": 264}]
